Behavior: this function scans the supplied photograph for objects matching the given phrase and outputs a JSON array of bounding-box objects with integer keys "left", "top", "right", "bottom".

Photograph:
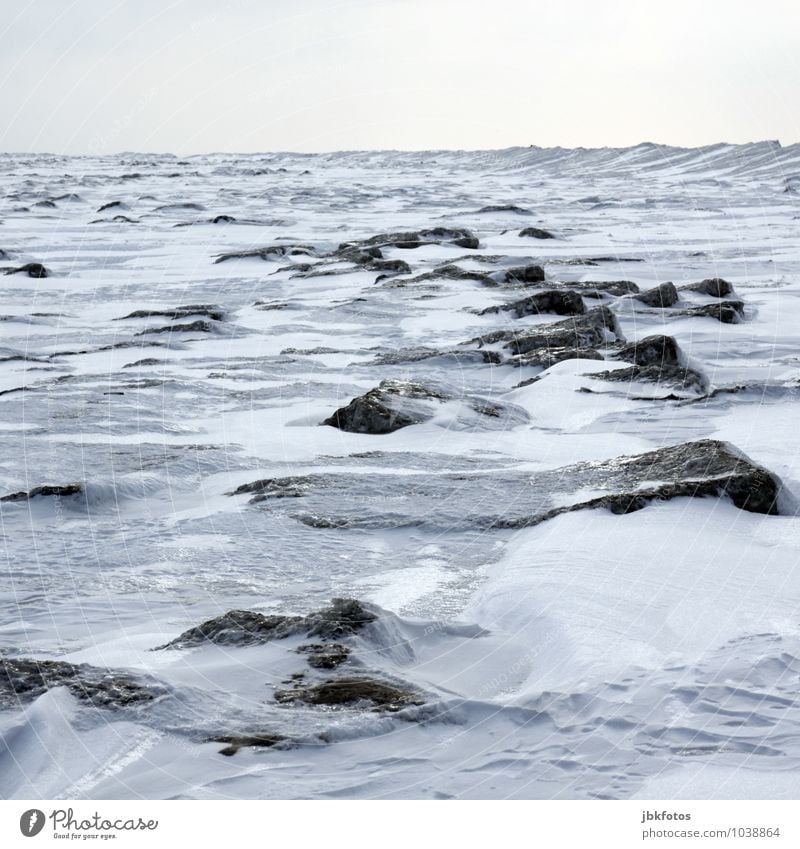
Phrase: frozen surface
[{"left": 1, "top": 142, "right": 799, "bottom": 799}]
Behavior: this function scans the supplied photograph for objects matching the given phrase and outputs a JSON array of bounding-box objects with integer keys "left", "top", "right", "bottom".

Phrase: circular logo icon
[{"left": 19, "top": 810, "right": 46, "bottom": 837}]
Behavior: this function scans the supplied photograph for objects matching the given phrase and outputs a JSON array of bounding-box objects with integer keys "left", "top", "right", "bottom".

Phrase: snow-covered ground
[{"left": 1, "top": 142, "right": 799, "bottom": 799}]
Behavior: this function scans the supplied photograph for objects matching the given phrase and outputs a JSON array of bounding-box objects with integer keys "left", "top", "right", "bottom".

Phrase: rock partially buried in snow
[
  {"left": 260, "top": 440, "right": 783, "bottom": 532},
  {"left": 214, "top": 244, "right": 319, "bottom": 263},
  {"left": 322, "top": 379, "right": 527, "bottom": 434},
  {"left": 632, "top": 281, "right": 679, "bottom": 308},
  {"left": 480, "top": 290, "right": 585, "bottom": 318},
  {"left": 156, "top": 598, "right": 377, "bottom": 649},
  {"left": 3, "top": 262, "right": 49, "bottom": 278},
  {"left": 592, "top": 334, "right": 707, "bottom": 394},
  {"left": 470, "top": 306, "right": 621, "bottom": 362},
  {"left": 0, "top": 657, "right": 162, "bottom": 708},
  {"left": 682, "top": 277, "right": 735, "bottom": 298},
  {"left": 323, "top": 380, "right": 441, "bottom": 434},
  {"left": 477, "top": 204, "right": 531, "bottom": 215},
  {"left": 502, "top": 264, "right": 546, "bottom": 284},
  {"left": 297, "top": 643, "right": 351, "bottom": 669},
  {"left": 274, "top": 677, "right": 423, "bottom": 711},
  {"left": 116, "top": 305, "right": 224, "bottom": 322},
  {"left": 1, "top": 483, "right": 84, "bottom": 502},
  {"left": 496, "top": 439, "right": 783, "bottom": 528},
  {"left": 338, "top": 227, "right": 479, "bottom": 251},
  {"left": 681, "top": 301, "right": 745, "bottom": 324},
  {"left": 209, "top": 733, "right": 287, "bottom": 756},
  {"left": 518, "top": 227, "right": 555, "bottom": 239}
]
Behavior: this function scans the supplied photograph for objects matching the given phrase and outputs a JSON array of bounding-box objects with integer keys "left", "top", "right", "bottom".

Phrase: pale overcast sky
[{"left": 0, "top": 0, "right": 798, "bottom": 154}]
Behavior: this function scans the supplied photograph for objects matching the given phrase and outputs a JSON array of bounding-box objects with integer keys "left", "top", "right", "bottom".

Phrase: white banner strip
[{"left": 1, "top": 800, "right": 797, "bottom": 848}]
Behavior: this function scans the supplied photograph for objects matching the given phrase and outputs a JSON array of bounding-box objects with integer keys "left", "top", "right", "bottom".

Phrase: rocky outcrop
[
  {"left": 134, "top": 320, "right": 213, "bottom": 335},
  {"left": 518, "top": 227, "right": 555, "bottom": 239},
  {"left": 3, "top": 263, "right": 49, "bottom": 278},
  {"left": 681, "top": 278, "right": 735, "bottom": 298},
  {"left": 157, "top": 598, "right": 377, "bottom": 649},
  {"left": 632, "top": 282, "right": 679, "bottom": 308},
  {"left": 477, "top": 204, "right": 531, "bottom": 215},
  {"left": 480, "top": 290, "right": 585, "bottom": 318},
  {"left": 682, "top": 301, "right": 745, "bottom": 323},
  {"left": 554, "top": 280, "right": 640, "bottom": 297},
  {"left": 274, "top": 676, "right": 422, "bottom": 711},
  {"left": 0, "top": 657, "right": 162, "bottom": 708},
  {"left": 391, "top": 264, "right": 494, "bottom": 287},
  {"left": 472, "top": 306, "right": 620, "bottom": 358},
  {"left": 511, "top": 347, "right": 604, "bottom": 369},
  {"left": 596, "top": 334, "right": 707, "bottom": 392},
  {"left": 297, "top": 643, "right": 351, "bottom": 669},
  {"left": 116, "top": 305, "right": 224, "bottom": 322},
  {"left": 214, "top": 244, "right": 319, "bottom": 263},
  {"left": 322, "top": 380, "right": 445, "bottom": 434},
  {"left": 495, "top": 439, "right": 782, "bottom": 528},
  {"left": 230, "top": 476, "right": 314, "bottom": 501},
  {"left": 209, "top": 733, "right": 286, "bottom": 756},
  {"left": 338, "top": 227, "right": 479, "bottom": 251},
  {"left": 1, "top": 483, "right": 83, "bottom": 502},
  {"left": 501, "top": 265, "right": 546, "bottom": 285},
  {"left": 322, "top": 379, "right": 523, "bottom": 433}
]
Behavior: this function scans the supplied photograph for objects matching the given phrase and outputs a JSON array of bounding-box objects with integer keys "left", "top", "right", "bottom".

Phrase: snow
[{"left": 1, "top": 143, "right": 799, "bottom": 799}]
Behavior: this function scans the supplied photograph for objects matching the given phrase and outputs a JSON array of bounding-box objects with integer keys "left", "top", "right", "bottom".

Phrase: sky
[{"left": 0, "top": 0, "right": 798, "bottom": 154}]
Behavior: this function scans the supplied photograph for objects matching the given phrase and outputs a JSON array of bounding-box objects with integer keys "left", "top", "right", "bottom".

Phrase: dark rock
[
  {"left": 90, "top": 215, "right": 137, "bottom": 224},
  {"left": 4, "top": 263, "right": 49, "bottom": 278},
  {"left": 214, "top": 245, "right": 319, "bottom": 263},
  {"left": 396, "top": 264, "right": 494, "bottom": 286},
  {"left": 682, "top": 301, "right": 745, "bottom": 324},
  {"left": 155, "top": 202, "right": 205, "bottom": 211},
  {"left": 134, "top": 320, "right": 213, "bottom": 335},
  {"left": 585, "top": 256, "right": 645, "bottom": 263},
  {"left": 274, "top": 677, "right": 422, "bottom": 711},
  {"left": 498, "top": 439, "right": 782, "bottom": 528},
  {"left": 301, "top": 598, "right": 376, "bottom": 641},
  {"left": 553, "top": 280, "right": 640, "bottom": 297},
  {"left": 477, "top": 204, "right": 530, "bottom": 215},
  {"left": 633, "top": 282, "right": 679, "bottom": 308},
  {"left": 1, "top": 483, "right": 83, "bottom": 502},
  {"left": 518, "top": 227, "right": 555, "bottom": 239},
  {"left": 615, "top": 334, "right": 681, "bottom": 367},
  {"left": 339, "top": 227, "right": 479, "bottom": 251},
  {"left": 683, "top": 278, "right": 735, "bottom": 298},
  {"left": 593, "top": 364, "right": 706, "bottom": 394},
  {"left": 371, "top": 259, "right": 411, "bottom": 275},
  {"left": 209, "top": 733, "right": 286, "bottom": 756},
  {"left": 212, "top": 214, "right": 236, "bottom": 223},
  {"left": 599, "top": 334, "right": 709, "bottom": 391},
  {"left": 97, "top": 200, "right": 125, "bottom": 212},
  {"left": 0, "top": 657, "right": 161, "bottom": 709},
  {"left": 335, "top": 246, "right": 384, "bottom": 263},
  {"left": 503, "top": 265, "right": 546, "bottom": 284},
  {"left": 471, "top": 306, "right": 620, "bottom": 356},
  {"left": 230, "top": 476, "right": 313, "bottom": 501},
  {"left": 158, "top": 610, "right": 304, "bottom": 649},
  {"left": 122, "top": 358, "right": 165, "bottom": 368},
  {"left": 323, "top": 379, "right": 445, "bottom": 434},
  {"left": 480, "top": 290, "right": 585, "bottom": 318},
  {"left": 298, "top": 643, "right": 351, "bottom": 669},
  {"left": 510, "top": 347, "right": 604, "bottom": 369},
  {"left": 157, "top": 598, "right": 376, "bottom": 649},
  {"left": 367, "top": 347, "right": 500, "bottom": 366},
  {"left": 237, "top": 441, "right": 783, "bottom": 532},
  {"left": 117, "top": 305, "right": 224, "bottom": 322}
]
